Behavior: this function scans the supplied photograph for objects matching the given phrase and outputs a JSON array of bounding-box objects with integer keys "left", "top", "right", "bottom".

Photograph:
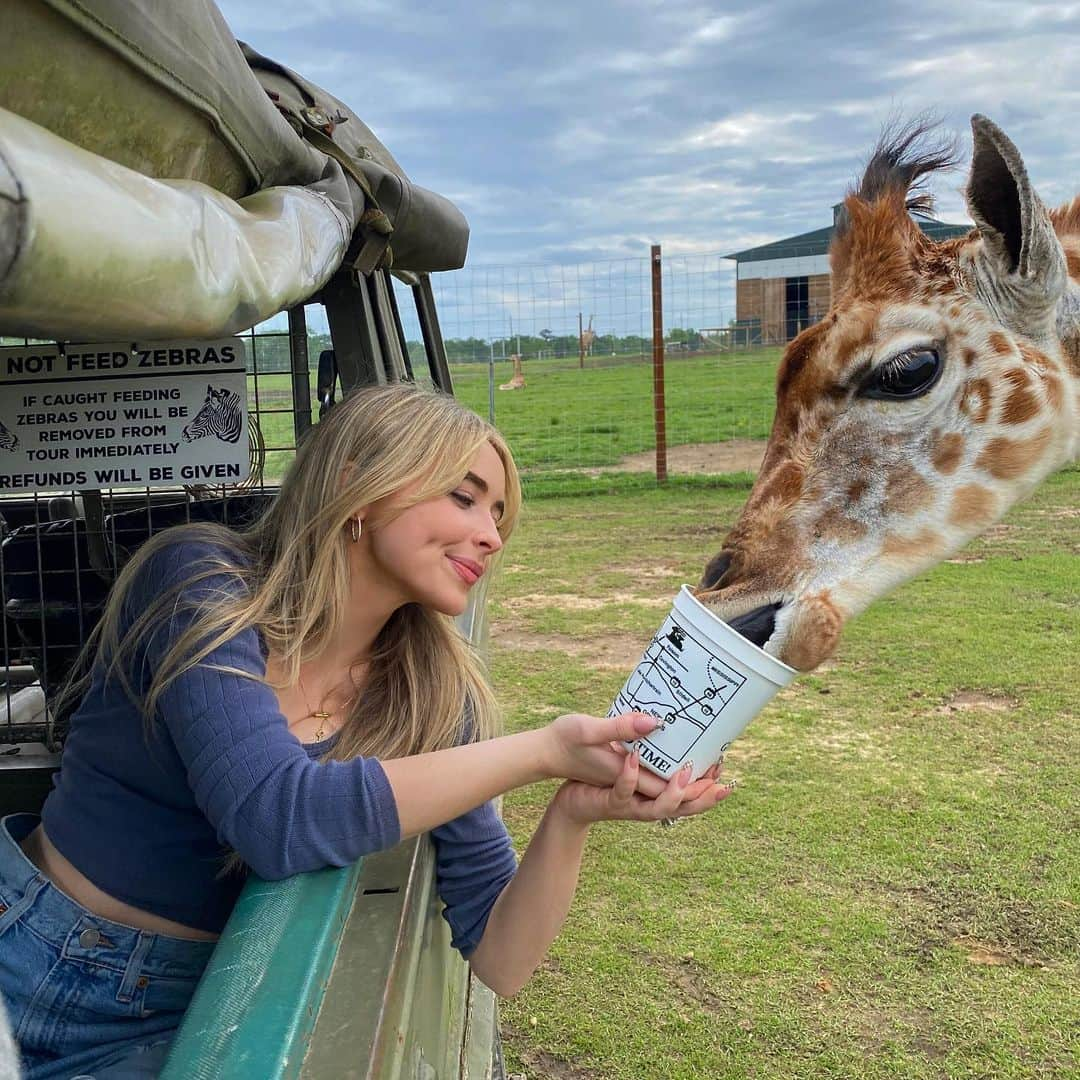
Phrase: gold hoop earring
[{"left": 350, "top": 517, "right": 362, "bottom": 543}]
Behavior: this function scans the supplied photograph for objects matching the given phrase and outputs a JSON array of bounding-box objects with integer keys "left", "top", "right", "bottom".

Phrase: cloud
[{"left": 213, "top": 0, "right": 1077, "bottom": 318}]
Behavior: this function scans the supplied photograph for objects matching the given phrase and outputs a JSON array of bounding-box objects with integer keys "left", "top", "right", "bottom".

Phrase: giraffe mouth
[{"left": 725, "top": 601, "right": 783, "bottom": 649}]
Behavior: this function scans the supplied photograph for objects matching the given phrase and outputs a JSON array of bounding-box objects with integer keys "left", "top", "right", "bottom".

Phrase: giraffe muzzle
[{"left": 725, "top": 600, "right": 783, "bottom": 649}]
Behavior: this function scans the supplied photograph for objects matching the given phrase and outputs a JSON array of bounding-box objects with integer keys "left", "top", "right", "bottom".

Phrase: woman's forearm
[
  {"left": 380, "top": 728, "right": 553, "bottom": 837},
  {"left": 468, "top": 796, "right": 590, "bottom": 997}
]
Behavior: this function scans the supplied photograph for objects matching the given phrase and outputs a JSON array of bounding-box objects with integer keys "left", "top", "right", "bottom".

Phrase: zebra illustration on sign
[
  {"left": 0, "top": 421, "right": 18, "bottom": 451},
  {"left": 183, "top": 385, "right": 243, "bottom": 444}
]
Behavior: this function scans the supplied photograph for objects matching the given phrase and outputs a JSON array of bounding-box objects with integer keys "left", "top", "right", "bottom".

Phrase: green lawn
[
  {"left": 245, "top": 347, "right": 783, "bottom": 484},
  {"left": 489, "top": 465, "right": 1080, "bottom": 1080},
  {"left": 451, "top": 349, "right": 783, "bottom": 471}
]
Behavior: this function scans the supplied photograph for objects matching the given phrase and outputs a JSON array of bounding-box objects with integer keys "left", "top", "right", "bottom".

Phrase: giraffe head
[{"left": 698, "top": 116, "right": 1080, "bottom": 671}]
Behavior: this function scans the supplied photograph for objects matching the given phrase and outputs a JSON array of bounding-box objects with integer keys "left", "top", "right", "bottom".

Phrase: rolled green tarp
[
  {"left": 2, "top": 0, "right": 469, "bottom": 282},
  {"left": 0, "top": 107, "right": 354, "bottom": 340}
]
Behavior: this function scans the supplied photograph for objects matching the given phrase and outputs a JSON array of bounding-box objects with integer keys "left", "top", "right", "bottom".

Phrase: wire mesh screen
[
  {"left": 0, "top": 316, "right": 321, "bottom": 751},
  {"left": 393, "top": 251, "right": 793, "bottom": 481}
]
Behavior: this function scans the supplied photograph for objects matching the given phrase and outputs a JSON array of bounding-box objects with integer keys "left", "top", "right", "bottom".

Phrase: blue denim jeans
[{"left": 0, "top": 815, "right": 216, "bottom": 1079}]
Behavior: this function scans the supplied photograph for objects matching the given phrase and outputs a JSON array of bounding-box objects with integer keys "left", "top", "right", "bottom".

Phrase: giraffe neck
[{"left": 1054, "top": 277, "right": 1080, "bottom": 463}]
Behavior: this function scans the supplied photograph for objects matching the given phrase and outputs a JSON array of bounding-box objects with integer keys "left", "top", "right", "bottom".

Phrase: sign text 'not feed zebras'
[{"left": 0, "top": 339, "right": 250, "bottom": 490}]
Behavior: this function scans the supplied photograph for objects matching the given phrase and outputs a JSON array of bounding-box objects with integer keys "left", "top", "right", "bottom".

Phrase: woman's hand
[
  {"left": 543, "top": 712, "right": 671, "bottom": 797},
  {"left": 550, "top": 750, "right": 733, "bottom": 827}
]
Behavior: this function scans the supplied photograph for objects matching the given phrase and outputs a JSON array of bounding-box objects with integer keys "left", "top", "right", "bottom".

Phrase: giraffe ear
[{"left": 965, "top": 115, "right": 1066, "bottom": 326}]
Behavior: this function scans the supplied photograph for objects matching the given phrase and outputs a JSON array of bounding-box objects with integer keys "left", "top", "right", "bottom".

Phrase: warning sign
[{"left": 0, "top": 339, "right": 249, "bottom": 491}]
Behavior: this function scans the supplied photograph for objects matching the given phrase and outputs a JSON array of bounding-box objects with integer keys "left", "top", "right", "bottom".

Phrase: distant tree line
[{"left": 246, "top": 328, "right": 709, "bottom": 373}]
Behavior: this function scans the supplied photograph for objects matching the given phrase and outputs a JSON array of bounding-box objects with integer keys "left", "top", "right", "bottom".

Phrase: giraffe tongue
[{"left": 726, "top": 602, "right": 782, "bottom": 649}]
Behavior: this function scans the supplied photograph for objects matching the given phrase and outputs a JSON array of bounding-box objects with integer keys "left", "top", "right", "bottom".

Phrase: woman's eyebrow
[{"left": 464, "top": 472, "right": 505, "bottom": 517}]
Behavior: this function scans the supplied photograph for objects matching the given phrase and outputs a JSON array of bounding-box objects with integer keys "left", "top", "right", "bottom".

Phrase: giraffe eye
[{"left": 860, "top": 348, "right": 942, "bottom": 400}]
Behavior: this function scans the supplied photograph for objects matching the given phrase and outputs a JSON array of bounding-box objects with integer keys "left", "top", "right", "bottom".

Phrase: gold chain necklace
[{"left": 297, "top": 672, "right": 359, "bottom": 741}]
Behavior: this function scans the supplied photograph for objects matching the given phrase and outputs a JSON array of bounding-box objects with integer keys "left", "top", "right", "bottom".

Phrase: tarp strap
[{"left": 299, "top": 124, "right": 394, "bottom": 273}]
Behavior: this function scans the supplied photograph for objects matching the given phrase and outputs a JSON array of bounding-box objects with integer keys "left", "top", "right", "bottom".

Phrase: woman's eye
[
  {"left": 860, "top": 348, "right": 942, "bottom": 400},
  {"left": 451, "top": 491, "right": 475, "bottom": 508}
]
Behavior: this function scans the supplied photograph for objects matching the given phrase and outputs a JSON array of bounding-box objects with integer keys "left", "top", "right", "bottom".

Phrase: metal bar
[
  {"left": 413, "top": 274, "right": 454, "bottom": 394},
  {"left": 383, "top": 271, "right": 416, "bottom": 382},
  {"left": 287, "top": 305, "right": 312, "bottom": 442},
  {"left": 160, "top": 861, "right": 365, "bottom": 1080},
  {"left": 322, "top": 271, "right": 385, "bottom": 392},
  {"left": 367, "top": 273, "right": 406, "bottom": 383},
  {"left": 650, "top": 244, "right": 668, "bottom": 484}
]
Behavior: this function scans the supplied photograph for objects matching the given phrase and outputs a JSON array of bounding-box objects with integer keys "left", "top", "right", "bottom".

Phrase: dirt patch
[
  {"left": 602, "top": 559, "right": 685, "bottom": 581},
  {"left": 618, "top": 440, "right": 767, "bottom": 475},
  {"left": 935, "top": 690, "right": 1020, "bottom": 715},
  {"left": 953, "top": 935, "right": 1046, "bottom": 968},
  {"left": 503, "top": 592, "right": 670, "bottom": 612},
  {"left": 502, "top": 1029, "right": 600, "bottom": 1080},
  {"left": 492, "top": 629, "right": 644, "bottom": 671},
  {"left": 551, "top": 440, "right": 768, "bottom": 477}
]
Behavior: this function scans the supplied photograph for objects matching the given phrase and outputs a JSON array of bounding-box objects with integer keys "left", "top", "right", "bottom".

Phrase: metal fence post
[
  {"left": 488, "top": 344, "right": 496, "bottom": 424},
  {"left": 650, "top": 244, "right": 668, "bottom": 483}
]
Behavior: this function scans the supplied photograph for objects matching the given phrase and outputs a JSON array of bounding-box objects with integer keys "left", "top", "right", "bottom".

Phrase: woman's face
[{"left": 359, "top": 441, "right": 508, "bottom": 616}]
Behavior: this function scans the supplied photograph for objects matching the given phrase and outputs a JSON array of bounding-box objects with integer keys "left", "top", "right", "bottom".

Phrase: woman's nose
[{"left": 478, "top": 516, "right": 503, "bottom": 553}]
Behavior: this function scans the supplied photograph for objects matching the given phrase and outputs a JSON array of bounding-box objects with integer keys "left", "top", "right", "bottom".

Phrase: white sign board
[{"left": 0, "top": 339, "right": 249, "bottom": 491}]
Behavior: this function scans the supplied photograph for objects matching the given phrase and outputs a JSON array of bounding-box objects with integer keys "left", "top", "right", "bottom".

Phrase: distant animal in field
[
  {"left": 580, "top": 315, "right": 596, "bottom": 356},
  {"left": 499, "top": 354, "right": 526, "bottom": 390}
]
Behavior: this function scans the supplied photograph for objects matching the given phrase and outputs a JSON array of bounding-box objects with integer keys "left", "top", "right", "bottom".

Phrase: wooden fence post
[{"left": 650, "top": 244, "right": 667, "bottom": 483}]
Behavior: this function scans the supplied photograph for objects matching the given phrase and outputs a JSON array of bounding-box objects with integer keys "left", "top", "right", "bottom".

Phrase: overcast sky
[{"left": 217, "top": 0, "right": 1080, "bottom": 338}]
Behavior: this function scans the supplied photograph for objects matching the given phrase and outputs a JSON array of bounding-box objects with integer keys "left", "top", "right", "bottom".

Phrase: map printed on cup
[{"left": 610, "top": 585, "right": 797, "bottom": 781}]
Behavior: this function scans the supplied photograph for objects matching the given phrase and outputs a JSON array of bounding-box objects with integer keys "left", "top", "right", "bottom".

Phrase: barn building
[{"left": 724, "top": 206, "right": 970, "bottom": 345}]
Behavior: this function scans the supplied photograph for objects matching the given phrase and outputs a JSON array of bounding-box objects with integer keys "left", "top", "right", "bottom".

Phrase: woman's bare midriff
[{"left": 19, "top": 825, "right": 220, "bottom": 943}]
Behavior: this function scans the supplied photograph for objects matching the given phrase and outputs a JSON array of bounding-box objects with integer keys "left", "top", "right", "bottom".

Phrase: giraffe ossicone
[{"left": 697, "top": 114, "right": 1079, "bottom": 672}]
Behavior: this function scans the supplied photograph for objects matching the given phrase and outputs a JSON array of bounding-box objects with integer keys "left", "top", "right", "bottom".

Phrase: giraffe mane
[
  {"left": 828, "top": 117, "right": 964, "bottom": 300},
  {"left": 840, "top": 115, "right": 962, "bottom": 228}
]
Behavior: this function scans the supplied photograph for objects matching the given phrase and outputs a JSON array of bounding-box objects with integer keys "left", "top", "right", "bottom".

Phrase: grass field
[
  {"left": 243, "top": 347, "right": 784, "bottom": 483},
  {"left": 451, "top": 349, "right": 782, "bottom": 471},
  {"left": 488, "top": 465, "right": 1080, "bottom": 1080}
]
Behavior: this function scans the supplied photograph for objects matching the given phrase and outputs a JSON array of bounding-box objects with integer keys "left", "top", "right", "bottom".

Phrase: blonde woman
[{"left": 0, "top": 384, "right": 730, "bottom": 1079}]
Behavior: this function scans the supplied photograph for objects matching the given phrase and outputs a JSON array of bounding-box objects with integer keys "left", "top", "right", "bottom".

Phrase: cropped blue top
[{"left": 41, "top": 539, "right": 516, "bottom": 953}]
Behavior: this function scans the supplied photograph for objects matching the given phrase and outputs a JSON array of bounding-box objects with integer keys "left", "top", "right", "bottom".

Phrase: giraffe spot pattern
[
  {"left": 959, "top": 378, "right": 993, "bottom": 423},
  {"left": 1000, "top": 388, "right": 1040, "bottom": 424},
  {"left": 948, "top": 484, "right": 998, "bottom": 528},
  {"left": 813, "top": 506, "right": 868, "bottom": 542},
  {"left": 975, "top": 429, "right": 1053, "bottom": 480},
  {"left": 881, "top": 527, "right": 943, "bottom": 561},
  {"left": 931, "top": 432, "right": 965, "bottom": 474},
  {"left": 884, "top": 465, "right": 934, "bottom": 515}
]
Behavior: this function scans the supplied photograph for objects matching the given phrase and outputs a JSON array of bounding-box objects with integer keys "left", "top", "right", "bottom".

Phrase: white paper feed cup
[{"left": 610, "top": 585, "right": 797, "bottom": 781}]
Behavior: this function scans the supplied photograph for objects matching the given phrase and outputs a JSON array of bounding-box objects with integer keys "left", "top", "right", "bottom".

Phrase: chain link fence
[{"left": 392, "top": 250, "right": 815, "bottom": 485}]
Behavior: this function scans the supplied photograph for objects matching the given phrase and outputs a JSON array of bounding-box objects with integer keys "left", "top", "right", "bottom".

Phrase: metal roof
[{"left": 725, "top": 213, "right": 971, "bottom": 262}]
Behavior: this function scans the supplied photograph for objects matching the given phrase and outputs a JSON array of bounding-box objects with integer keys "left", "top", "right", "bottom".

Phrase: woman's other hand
[
  {"left": 551, "top": 751, "right": 733, "bottom": 826},
  {"left": 544, "top": 712, "right": 673, "bottom": 796}
]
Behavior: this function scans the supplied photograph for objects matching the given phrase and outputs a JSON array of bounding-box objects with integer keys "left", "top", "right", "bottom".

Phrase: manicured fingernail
[
  {"left": 630, "top": 750, "right": 639, "bottom": 767},
  {"left": 678, "top": 762, "right": 693, "bottom": 787}
]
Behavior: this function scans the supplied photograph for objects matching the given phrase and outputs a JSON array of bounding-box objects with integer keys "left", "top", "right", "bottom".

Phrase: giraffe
[
  {"left": 499, "top": 353, "right": 526, "bottom": 390},
  {"left": 697, "top": 115, "right": 1079, "bottom": 672},
  {"left": 580, "top": 315, "right": 596, "bottom": 356}
]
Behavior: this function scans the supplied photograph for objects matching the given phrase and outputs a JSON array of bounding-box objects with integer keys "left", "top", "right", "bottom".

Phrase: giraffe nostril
[
  {"left": 727, "top": 601, "right": 782, "bottom": 649},
  {"left": 699, "top": 551, "right": 733, "bottom": 590}
]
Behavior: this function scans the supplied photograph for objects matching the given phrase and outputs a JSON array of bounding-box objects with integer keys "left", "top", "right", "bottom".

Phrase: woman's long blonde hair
[{"left": 89, "top": 382, "right": 521, "bottom": 763}]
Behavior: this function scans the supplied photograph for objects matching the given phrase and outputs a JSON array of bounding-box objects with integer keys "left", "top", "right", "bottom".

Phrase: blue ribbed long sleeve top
[{"left": 41, "top": 539, "right": 517, "bottom": 953}]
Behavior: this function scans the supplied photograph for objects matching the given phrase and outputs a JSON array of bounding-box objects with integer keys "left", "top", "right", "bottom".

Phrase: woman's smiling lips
[{"left": 447, "top": 555, "right": 484, "bottom": 585}]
